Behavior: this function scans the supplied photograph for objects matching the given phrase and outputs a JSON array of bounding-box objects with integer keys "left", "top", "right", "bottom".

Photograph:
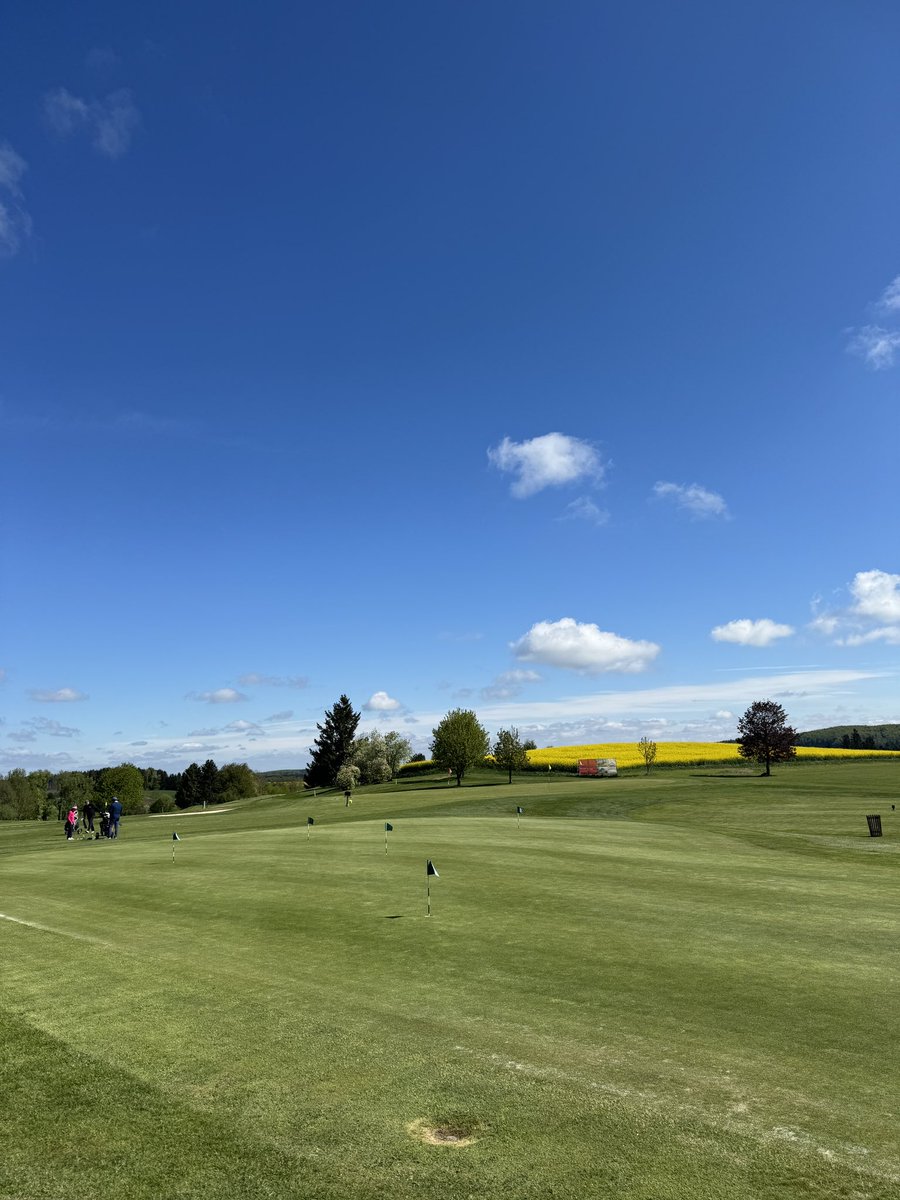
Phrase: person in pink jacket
[{"left": 65, "top": 807, "right": 77, "bottom": 840}]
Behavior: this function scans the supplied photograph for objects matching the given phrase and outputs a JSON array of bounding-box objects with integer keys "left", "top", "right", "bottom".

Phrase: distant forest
[{"left": 795, "top": 724, "right": 900, "bottom": 751}]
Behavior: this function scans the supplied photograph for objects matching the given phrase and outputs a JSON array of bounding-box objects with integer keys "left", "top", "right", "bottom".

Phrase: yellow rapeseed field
[{"left": 525, "top": 743, "right": 900, "bottom": 769}]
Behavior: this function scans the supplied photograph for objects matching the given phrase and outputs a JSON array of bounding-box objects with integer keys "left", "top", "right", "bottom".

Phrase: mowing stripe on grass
[{"left": 0, "top": 910, "right": 112, "bottom": 946}]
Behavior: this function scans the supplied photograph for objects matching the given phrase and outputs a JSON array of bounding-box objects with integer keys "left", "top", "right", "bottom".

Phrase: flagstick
[
  {"left": 427, "top": 876, "right": 431, "bottom": 917},
  {"left": 385, "top": 827, "right": 388, "bottom": 855},
  {"left": 172, "top": 841, "right": 176, "bottom": 863}
]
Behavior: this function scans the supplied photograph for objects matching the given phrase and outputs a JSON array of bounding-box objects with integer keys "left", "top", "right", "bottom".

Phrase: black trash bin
[{"left": 866, "top": 814, "right": 882, "bottom": 837}]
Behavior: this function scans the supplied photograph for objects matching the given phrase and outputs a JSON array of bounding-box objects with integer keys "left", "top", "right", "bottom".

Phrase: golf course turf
[{"left": 2, "top": 761, "right": 898, "bottom": 1199}]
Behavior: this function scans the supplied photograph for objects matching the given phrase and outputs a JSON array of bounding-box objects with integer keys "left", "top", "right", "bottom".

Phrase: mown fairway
[{"left": 2, "top": 763, "right": 898, "bottom": 1199}]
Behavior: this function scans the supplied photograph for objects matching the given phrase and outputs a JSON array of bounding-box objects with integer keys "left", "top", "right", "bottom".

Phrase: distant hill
[
  {"left": 256, "top": 769, "right": 307, "bottom": 780},
  {"left": 795, "top": 724, "right": 900, "bottom": 751}
]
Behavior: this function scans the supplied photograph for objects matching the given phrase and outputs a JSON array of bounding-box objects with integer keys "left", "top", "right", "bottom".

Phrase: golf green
[{"left": 2, "top": 763, "right": 898, "bottom": 1198}]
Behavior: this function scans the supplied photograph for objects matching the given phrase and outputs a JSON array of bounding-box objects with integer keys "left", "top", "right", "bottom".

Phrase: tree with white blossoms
[
  {"left": 353, "top": 730, "right": 412, "bottom": 783},
  {"left": 335, "top": 763, "right": 361, "bottom": 794}
]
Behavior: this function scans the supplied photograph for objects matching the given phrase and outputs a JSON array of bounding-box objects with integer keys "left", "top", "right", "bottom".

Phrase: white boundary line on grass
[{"left": 0, "top": 911, "right": 111, "bottom": 946}]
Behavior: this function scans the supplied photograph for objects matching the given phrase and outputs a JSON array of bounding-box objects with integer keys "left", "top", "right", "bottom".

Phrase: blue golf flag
[
  {"left": 172, "top": 831, "right": 180, "bottom": 841},
  {"left": 426, "top": 859, "right": 439, "bottom": 877},
  {"left": 385, "top": 822, "right": 393, "bottom": 832}
]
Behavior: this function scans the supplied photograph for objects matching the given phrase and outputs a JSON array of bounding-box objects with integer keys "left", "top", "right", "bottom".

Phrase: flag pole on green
[
  {"left": 307, "top": 816, "right": 314, "bottom": 841},
  {"left": 426, "top": 858, "right": 439, "bottom": 916},
  {"left": 384, "top": 821, "right": 393, "bottom": 854},
  {"left": 172, "top": 831, "right": 180, "bottom": 862},
  {"left": 516, "top": 805, "right": 524, "bottom": 829}
]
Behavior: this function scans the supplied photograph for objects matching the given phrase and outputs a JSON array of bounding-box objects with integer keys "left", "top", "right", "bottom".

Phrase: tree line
[{"left": 0, "top": 759, "right": 258, "bottom": 821}]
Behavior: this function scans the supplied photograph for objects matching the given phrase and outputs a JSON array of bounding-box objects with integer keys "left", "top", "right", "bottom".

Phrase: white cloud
[
  {"left": 29, "top": 687, "right": 88, "bottom": 702},
  {"left": 711, "top": 618, "right": 795, "bottom": 647},
  {"left": 488, "top": 433, "right": 603, "bottom": 498},
  {"left": 364, "top": 690, "right": 401, "bottom": 711},
  {"left": 559, "top": 496, "right": 609, "bottom": 526},
  {"left": 191, "top": 688, "right": 248, "bottom": 704},
  {"left": 0, "top": 141, "right": 31, "bottom": 257},
  {"left": 850, "top": 569, "right": 900, "bottom": 623},
  {"left": 812, "top": 569, "right": 900, "bottom": 645},
  {"left": 653, "top": 481, "right": 729, "bottom": 519},
  {"left": 44, "top": 87, "right": 140, "bottom": 158},
  {"left": 847, "top": 325, "right": 900, "bottom": 369},
  {"left": 262, "top": 710, "right": 294, "bottom": 723},
  {"left": 512, "top": 617, "right": 660, "bottom": 675}
]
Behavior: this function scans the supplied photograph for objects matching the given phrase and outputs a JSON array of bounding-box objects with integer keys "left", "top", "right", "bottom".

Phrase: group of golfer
[{"left": 64, "top": 797, "right": 122, "bottom": 841}]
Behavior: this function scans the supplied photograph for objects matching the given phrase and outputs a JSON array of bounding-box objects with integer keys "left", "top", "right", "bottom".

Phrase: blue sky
[{"left": 2, "top": 1, "right": 899, "bottom": 773}]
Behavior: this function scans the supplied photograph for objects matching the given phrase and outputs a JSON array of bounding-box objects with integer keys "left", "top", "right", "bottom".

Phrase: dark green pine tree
[
  {"left": 175, "top": 762, "right": 203, "bottom": 809},
  {"left": 305, "top": 695, "right": 361, "bottom": 788},
  {"left": 199, "top": 758, "right": 220, "bottom": 807}
]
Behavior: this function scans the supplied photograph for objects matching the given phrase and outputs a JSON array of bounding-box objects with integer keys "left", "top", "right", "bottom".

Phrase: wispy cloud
[
  {"left": 488, "top": 433, "right": 604, "bottom": 498},
  {"left": 711, "top": 618, "right": 795, "bottom": 647},
  {"left": 559, "top": 496, "right": 609, "bottom": 526},
  {"left": 481, "top": 669, "right": 542, "bottom": 700},
  {"left": 188, "top": 688, "right": 248, "bottom": 704},
  {"left": 0, "top": 141, "right": 32, "bottom": 258},
  {"left": 44, "top": 87, "right": 140, "bottom": 158},
  {"left": 238, "top": 673, "right": 309, "bottom": 689},
  {"left": 653, "top": 481, "right": 729, "bottom": 519},
  {"left": 846, "top": 326, "right": 900, "bottom": 369},
  {"left": 28, "top": 687, "right": 88, "bottom": 702},
  {"left": 512, "top": 617, "right": 660, "bottom": 675},
  {"left": 847, "top": 275, "right": 900, "bottom": 368},
  {"left": 879, "top": 275, "right": 900, "bottom": 313}
]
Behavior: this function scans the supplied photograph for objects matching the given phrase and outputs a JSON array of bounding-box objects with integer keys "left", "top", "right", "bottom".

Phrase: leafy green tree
[
  {"left": 382, "top": 731, "right": 412, "bottom": 779},
  {"left": 637, "top": 736, "right": 658, "bottom": 775},
  {"left": 523, "top": 738, "right": 537, "bottom": 752},
  {"left": 0, "top": 770, "right": 43, "bottom": 820},
  {"left": 493, "top": 727, "right": 527, "bottom": 783},
  {"left": 96, "top": 763, "right": 146, "bottom": 815},
  {"left": 218, "top": 763, "right": 258, "bottom": 803},
  {"left": 737, "top": 700, "right": 797, "bottom": 776},
  {"left": 57, "top": 771, "right": 95, "bottom": 820},
  {"left": 306, "top": 694, "right": 360, "bottom": 788},
  {"left": 431, "top": 709, "right": 490, "bottom": 787}
]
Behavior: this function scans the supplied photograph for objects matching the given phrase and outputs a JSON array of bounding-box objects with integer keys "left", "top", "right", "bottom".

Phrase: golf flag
[
  {"left": 516, "top": 806, "right": 524, "bottom": 815},
  {"left": 385, "top": 822, "right": 393, "bottom": 832},
  {"left": 172, "top": 831, "right": 181, "bottom": 840},
  {"left": 426, "top": 859, "right": 439, "bottom": 877},
  {"left": 307, "top": 817, "right": 315, "bottom": 826},
  {"left": 171, "top": 830, "right": 180, "bottom": 862}
]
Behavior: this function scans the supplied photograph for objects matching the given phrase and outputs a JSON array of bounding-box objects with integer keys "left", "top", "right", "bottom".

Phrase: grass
[{"left": 2, "top": 762, "right": 899, "bottom": 1198}]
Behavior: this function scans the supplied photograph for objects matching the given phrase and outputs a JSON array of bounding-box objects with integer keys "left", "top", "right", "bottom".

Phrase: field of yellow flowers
[{"left": 525, "top": 742, "right": 900, "bottom": 770}]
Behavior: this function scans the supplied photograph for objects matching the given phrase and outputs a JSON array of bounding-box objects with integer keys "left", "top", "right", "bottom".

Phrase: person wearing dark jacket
[
  {"left": 109, "top": 796, "right": 123, "bottom": 839},
  {"left": 83, "top": 801, "right": 96, "bottom": 833}
]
